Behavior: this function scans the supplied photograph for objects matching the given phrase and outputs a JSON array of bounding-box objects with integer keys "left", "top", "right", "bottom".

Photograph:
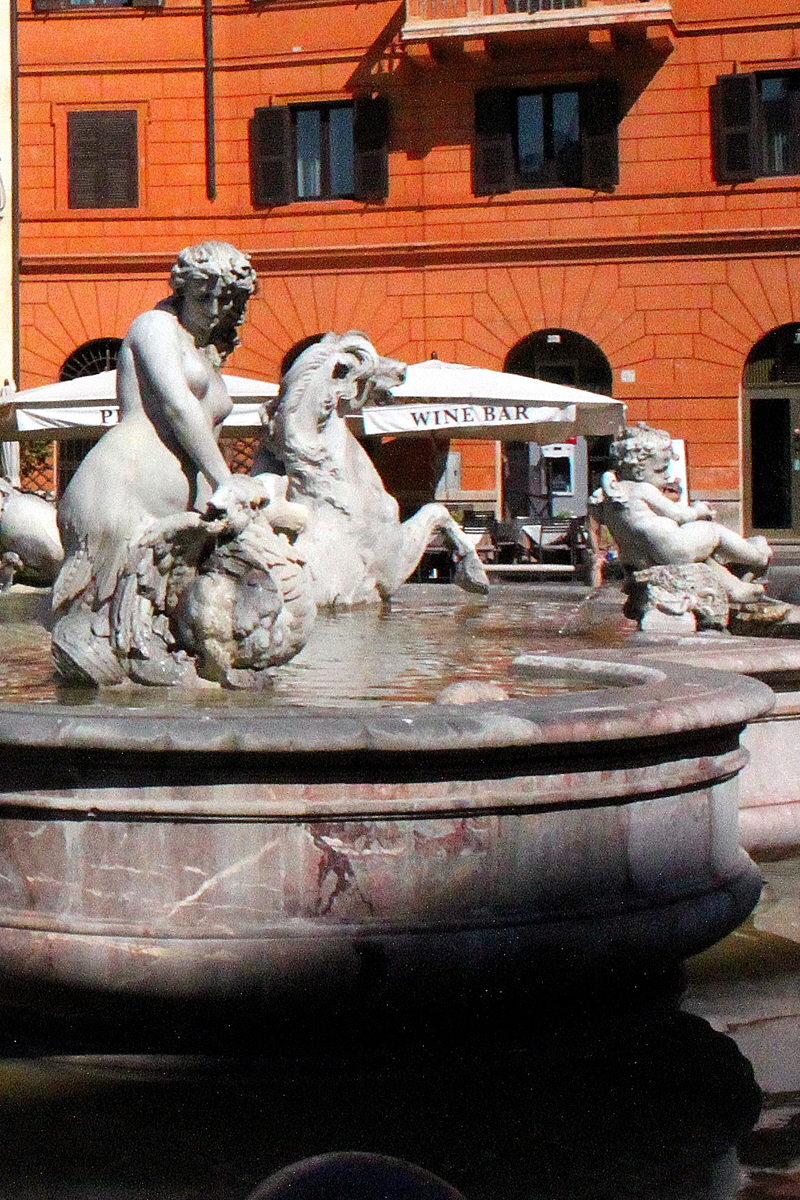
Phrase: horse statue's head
[{"left": 257, "top": 332, "right": 406, "bottom": 511}]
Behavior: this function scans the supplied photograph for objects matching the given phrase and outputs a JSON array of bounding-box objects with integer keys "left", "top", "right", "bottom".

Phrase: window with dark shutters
[
  {"left": 251, "top": 100, "right": 388, "bottom": 205},
  {"left": 353, "top": 96, "right": 390, "bottom": 201},
  {"left": 711, "top": 73, "right": 761, "bottom": 182},
  {"left": 67, "top": 110, "right": 139, "bottom": 209},
  {"left": 473, "top": 83, "right": 619, "bottom": 195},
  {"left": 251, "top": 106, "right": 294, "bottom": 206},
  {"left": 473, "top": 89, "right": 515, "bottom": 196},
  {"left": 580, "top": 79, "right": 620, "bottom": 191}
]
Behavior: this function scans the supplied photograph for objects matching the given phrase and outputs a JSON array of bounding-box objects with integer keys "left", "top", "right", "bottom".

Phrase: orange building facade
[{"left": 14, "top": 0, "right": 800, "bottom": 538}]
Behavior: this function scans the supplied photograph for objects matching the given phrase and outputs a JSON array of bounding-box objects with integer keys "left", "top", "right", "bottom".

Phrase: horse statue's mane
[{"left": 260, "top": 331, "right": 398, "bottom": 512}]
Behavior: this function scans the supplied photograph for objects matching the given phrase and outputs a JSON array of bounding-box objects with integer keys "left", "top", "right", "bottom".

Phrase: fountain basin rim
[
  {"left": 510, "top": 654, "right": 665, "bottom": 687},
  {"left": 0, "top": 658, "right": 774, "bottom": 754}
]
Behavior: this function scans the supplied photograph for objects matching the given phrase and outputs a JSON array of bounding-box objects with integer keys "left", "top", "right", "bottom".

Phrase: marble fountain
[
  {"left": 0, "top": 618, "right": 773, "bottom": 1026},
  {"left": 0, "top": 243, "right": 786, "bottom": 1031}
]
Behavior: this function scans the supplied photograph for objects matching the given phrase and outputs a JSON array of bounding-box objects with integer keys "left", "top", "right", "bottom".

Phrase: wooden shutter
[
  {"left": 67, "top": 111, "right": 138, "bottom": 209},
  {"left": 473, "top": 89, "right": 514, "bottom": 196},
  {"left": 353, "top": 97, "right": 390, "bottom": 201},
  {"left": 580, "top": 80, "right": 619, "bottom": 191},
  {"left": 788, "top": 83, "right": 800, "bottom": 176},
  {"left": 250, "top": 106, "right": 293, "bottom": 206},
  {"left": 710, "top": 73, "right": 761, "bottom": 182}
]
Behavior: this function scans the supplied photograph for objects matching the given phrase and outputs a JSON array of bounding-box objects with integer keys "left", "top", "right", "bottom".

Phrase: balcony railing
[{"left": 402, "top": 0, "right": 673, "bottom": 41}]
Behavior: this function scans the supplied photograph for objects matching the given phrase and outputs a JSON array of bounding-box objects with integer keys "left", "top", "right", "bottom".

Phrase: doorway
[
  {"left": 744, "top": 324, "right": 800, "bottom": 537},
  {"left": 503, "top": 328, "right": 612, "bottom": 519}
]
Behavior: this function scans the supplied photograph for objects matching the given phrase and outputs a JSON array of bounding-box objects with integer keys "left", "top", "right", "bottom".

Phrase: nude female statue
[
  {"left": 56, "top": 241, "right": 261, "bottom": 603},
  {"left": 590, "top": 423, "right": 771, "bottom": 603},
  {"left": 52, "top": 242, "right": 313, "bottom": 685}
]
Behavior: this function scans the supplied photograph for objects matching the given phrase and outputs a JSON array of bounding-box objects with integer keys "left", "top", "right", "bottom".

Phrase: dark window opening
[
  {"left": 744, "top": 324, "right": 800, "bottom": 388},
  {"left": 751, "top": 397, "right": 793, "bottom": 530},
  {"left": 516, "top": 89, "right": 581, "bottom": 187},
  {"left": 295, "top": 104, "right": 354, "bottom": 200},
  {"left": 67, "top": 110, "right": 139, "bottom": 209},
  {"left": 57, "top": 437, "right": 98, "bottom": 497},
  {"left": 712, "top": 70, "right": 800, "bottom": 182},
  {"left": 473, "top": 81, "right": 619, "bottom": 195},
  {"left": 251, "top": 97, "right": 389, "bottom": 207},
  {"left": 280, "top": 333, "right": 327, "bottom": 378},
  {"left": 761, "top": 73, "right": 800, "bottom": 176},
  {"left": 56, "top": 339, "right": 123, "bottom": 495}
]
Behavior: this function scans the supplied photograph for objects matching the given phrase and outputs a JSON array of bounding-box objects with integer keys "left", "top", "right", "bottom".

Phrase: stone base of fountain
[
  {"left": 612, "top": 634, "right": 800, "bottom": 859},
  {"left": 0, "top": 657, "right": 770, "bottom": 1024}
]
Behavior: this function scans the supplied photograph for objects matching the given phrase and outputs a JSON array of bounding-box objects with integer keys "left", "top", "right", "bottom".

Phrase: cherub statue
[
  {"left": 590, "top": 423, "right": 771, "bottom": 605},
  {"left": 52, "top": 241, "right": 315, "bottom": 686}
]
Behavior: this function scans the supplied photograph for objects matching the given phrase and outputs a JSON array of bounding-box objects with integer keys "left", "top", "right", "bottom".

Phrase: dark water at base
[
  {"left": 0, "top": 584, "right": 797, "bottom": 1197},
  {"left": 0, "top": 859, "right": 797, "bottom": 1200}
]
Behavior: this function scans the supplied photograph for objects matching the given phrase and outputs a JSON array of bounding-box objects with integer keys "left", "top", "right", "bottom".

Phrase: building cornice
[{"left": 19, "top": 226, "right": 800, "bottom": 279}]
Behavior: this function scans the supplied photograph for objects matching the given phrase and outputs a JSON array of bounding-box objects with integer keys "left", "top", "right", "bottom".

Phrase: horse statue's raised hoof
[{"left": 453, "top": 553, "right": 490, "bottom": 595}]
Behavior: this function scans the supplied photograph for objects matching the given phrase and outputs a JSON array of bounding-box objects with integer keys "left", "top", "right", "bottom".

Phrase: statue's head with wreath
[
  {"left": 170, "top": 241, "right": 257, "bottom": 364},
  {"left": 609, "top": 422, "right": 676, "bottom": 483}
]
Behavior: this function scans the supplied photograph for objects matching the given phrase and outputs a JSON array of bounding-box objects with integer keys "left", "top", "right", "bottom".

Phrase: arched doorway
[
  {"left": 505, "top": 328, "right": 613, "bottom": 394},
  {"left": 502, "top": 329, "right": 613, "bottom": 519},
  {"left": 744, "top": 323, "right": 800, "bottom": 537}
]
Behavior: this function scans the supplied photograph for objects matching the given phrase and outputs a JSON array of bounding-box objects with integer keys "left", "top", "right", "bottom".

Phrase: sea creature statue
[
  {"left": 51, "top": 241, "right": 316, "bottom": 686},
  {"left": 252, "top": 331, "right": 490, "bottom": 607},
  {"left": 0, "top": 478, "right": 63, "bottom": 587},
  {"left": 590, "top": 422, "right": 774, "bottom": 632}
]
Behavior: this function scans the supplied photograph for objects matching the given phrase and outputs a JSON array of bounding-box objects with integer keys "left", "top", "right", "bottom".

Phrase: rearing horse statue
[{"left": 252, "top": 331, "right": 490, "bottom": 607}]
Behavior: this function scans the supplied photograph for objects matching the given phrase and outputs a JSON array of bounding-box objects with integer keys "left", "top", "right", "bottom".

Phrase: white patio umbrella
[
  {"left": 353, "top": 358, "right": 625, "bottom": 442},
  {"left": 4, "top": 370, "right": 279, "bottom": 438},
  {"left": 0, "top": 380, "right": 20, "bottom": 484}
]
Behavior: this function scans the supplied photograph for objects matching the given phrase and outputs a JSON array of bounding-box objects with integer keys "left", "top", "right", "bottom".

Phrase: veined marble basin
[{"left": 0, "top": 655, "right": 772, "bottom": 1024}]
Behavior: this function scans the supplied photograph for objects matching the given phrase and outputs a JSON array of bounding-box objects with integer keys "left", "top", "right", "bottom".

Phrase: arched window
[
  {"left": 744, "top": 323, "right": 800, "bottom": 388},
  {"left": 60, "top": 337, "right": 122, "bottom": 382}
]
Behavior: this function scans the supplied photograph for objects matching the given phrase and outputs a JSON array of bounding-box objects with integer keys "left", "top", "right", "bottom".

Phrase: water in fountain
[{"left": 0, "top": 583, "right": 620, "bottom": 707}]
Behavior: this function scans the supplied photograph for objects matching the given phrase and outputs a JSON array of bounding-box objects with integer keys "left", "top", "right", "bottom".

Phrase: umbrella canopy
[
  {"left": 354, "top": 358, "right": 625, "bottom": 442},
  {"left": 0, "top": 380, "right": 20, "bottom": 485},
  {"left": 3, "top": 371, "right": 279, "bottom": 438}
]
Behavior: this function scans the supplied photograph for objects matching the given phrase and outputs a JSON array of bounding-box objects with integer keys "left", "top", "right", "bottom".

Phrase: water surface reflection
[{"left": 0, "top": 583, "right": 616, "bottom": 707}]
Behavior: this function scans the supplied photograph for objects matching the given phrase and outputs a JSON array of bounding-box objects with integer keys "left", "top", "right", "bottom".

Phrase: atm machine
[{"left": 529, "top": 437, "right": 589, "bottom": 519}]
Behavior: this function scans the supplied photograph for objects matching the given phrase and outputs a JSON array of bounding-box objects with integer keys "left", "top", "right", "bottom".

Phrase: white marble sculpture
[
  {"left": 0, "top": 478, "right": 63, "bottom": 587},
  {"left": 52, "top": 242, "right": 315, "bottom": 686},
  {"left": 590, "top": 423, "right": 773, "bottom": 629},
  {"left": 251, "top": 331, "right": 490, "bottom": 607}
]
